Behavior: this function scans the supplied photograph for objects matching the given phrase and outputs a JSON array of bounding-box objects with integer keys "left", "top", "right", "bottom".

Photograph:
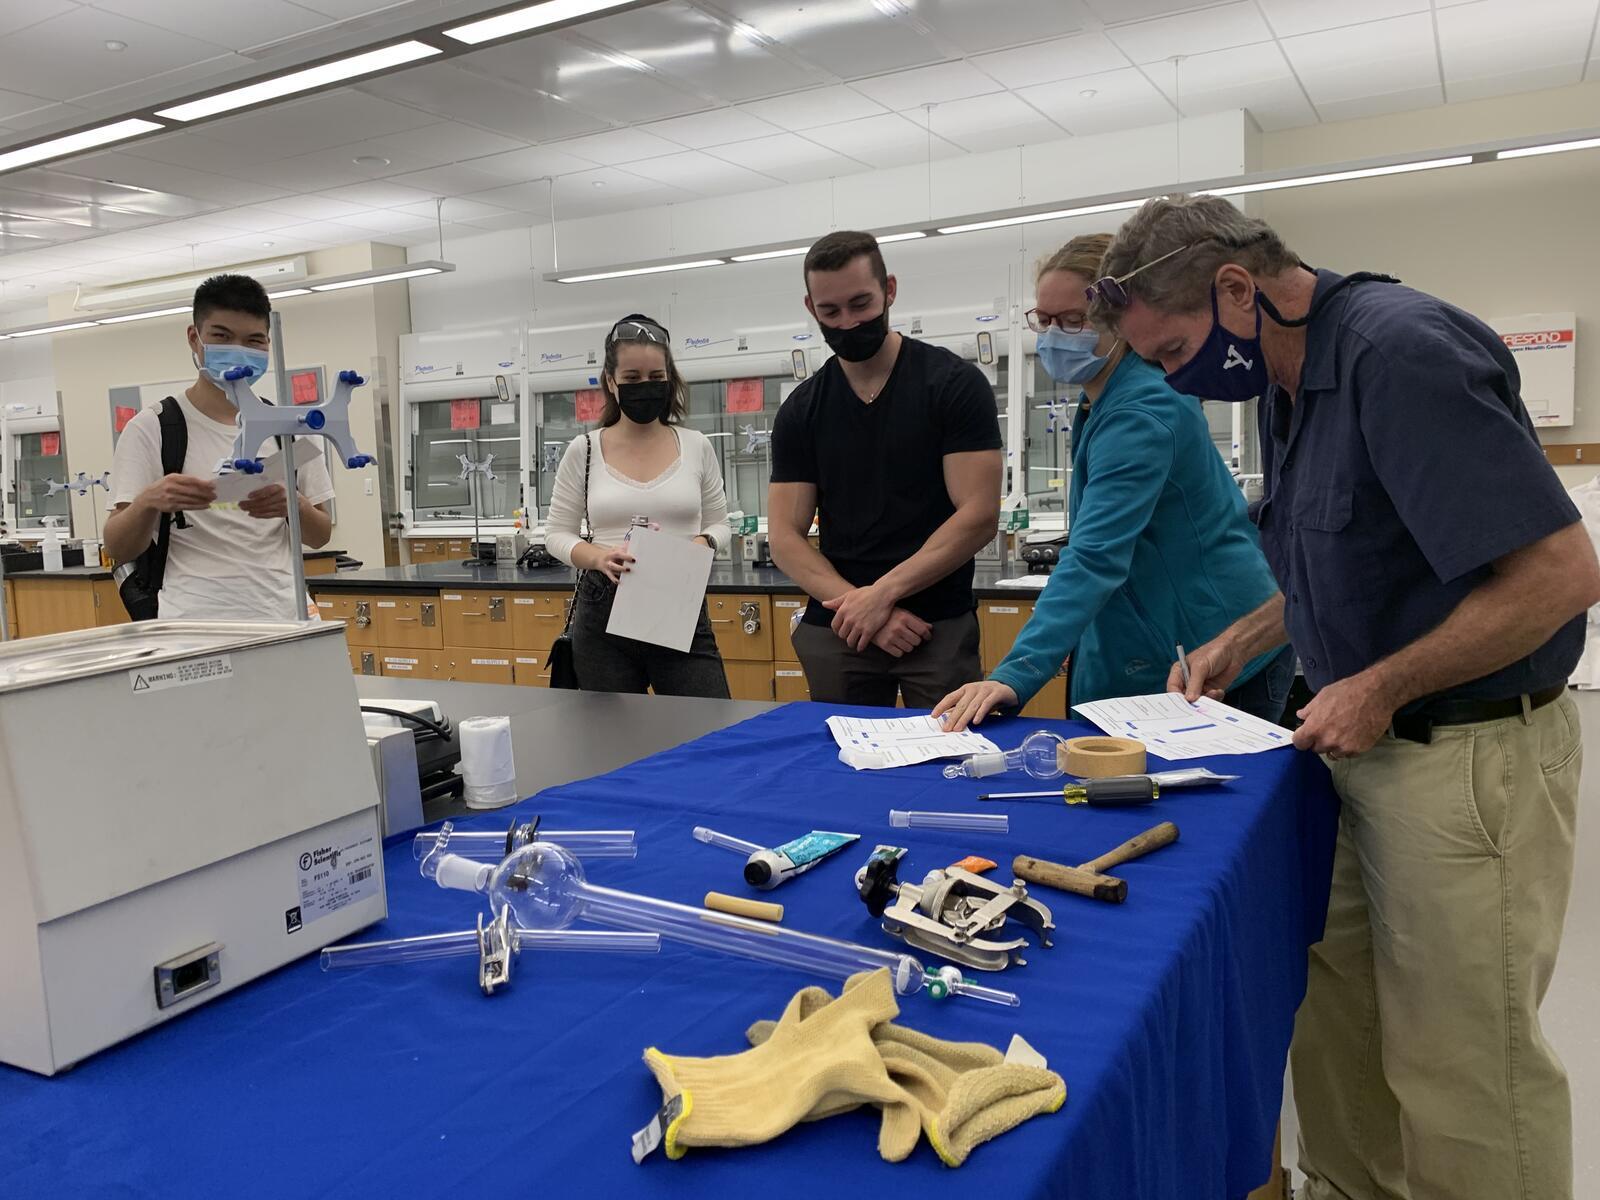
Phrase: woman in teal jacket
[{"left": 936, "top": 234, "right": 1293, "bottom": 730}]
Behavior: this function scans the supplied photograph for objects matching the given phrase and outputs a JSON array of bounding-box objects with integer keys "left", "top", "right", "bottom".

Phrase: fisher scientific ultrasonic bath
[{"left": 0, "top": 621, "right": 387, "bottom": 1075}]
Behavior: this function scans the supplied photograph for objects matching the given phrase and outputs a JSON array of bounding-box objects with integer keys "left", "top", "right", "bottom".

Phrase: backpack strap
[{"left": 157, "top": 396, "right": 189, "bottom": 531}]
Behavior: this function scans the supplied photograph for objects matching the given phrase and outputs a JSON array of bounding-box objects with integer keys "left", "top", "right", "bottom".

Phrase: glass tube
[
  {"left": 889, "top": 810, "right": 1009, "bottom": 833},
  {"left": 692, "top": 826, "right": 763, "bottom": 856},
  {"left": 411, "top": 825, "right": 637, "bottom": 862},
  {"left": 319, "top": 928, "right": 659, "bottom": 970}
]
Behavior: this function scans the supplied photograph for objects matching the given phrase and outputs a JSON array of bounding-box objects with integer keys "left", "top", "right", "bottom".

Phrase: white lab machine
[{"left": 0, "top": 621, "right": 388, "bottom": 1076}]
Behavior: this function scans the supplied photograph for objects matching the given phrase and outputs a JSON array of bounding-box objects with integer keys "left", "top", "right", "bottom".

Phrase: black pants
[
  {"left": 570, "top": 572, "right": 730, "bottom": 698},
  {"left": 792, "top": 611, "right": 981, "bottom": 708}
]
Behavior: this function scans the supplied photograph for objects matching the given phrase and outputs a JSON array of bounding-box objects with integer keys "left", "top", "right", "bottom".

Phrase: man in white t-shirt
[{"left": 105, "top": 274, "right": 336, "bottom": 621}]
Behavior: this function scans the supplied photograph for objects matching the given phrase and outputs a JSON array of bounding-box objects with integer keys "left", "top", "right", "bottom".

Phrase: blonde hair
[{"left": 1036, "top": 233, "right": 1113, "bottom": 286}]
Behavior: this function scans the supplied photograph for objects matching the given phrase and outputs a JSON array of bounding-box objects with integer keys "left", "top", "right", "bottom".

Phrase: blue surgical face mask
[
  {"left": 197, "top": 342, "right": 270, "bottom": 384},
  {"left": 1162, "top": 285, "right": 1269, "bottom": 404},
  {"left": 1037, "top": 326, "right": 1113, "bottom": 385}
]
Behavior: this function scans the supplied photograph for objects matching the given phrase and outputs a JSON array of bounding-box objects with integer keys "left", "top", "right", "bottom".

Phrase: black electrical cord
[{"left": 359, "top": 705, "right": 453, "bottom": 741}]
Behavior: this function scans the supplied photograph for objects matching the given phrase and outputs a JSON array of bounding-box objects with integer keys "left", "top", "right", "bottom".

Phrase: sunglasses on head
[
  {"left": 607, "top": 319, "right": 669, "bottom": 347},
  {"left": 1085, "top": 242, "right": 1200, "bottom": 309}
]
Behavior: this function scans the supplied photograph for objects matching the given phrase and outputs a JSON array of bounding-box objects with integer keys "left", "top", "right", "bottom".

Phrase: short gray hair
[{"left": 1092, "top": 194, "right": 1300, "bottom": 328}]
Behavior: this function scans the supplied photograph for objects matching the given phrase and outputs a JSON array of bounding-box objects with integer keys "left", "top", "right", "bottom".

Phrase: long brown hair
[{"left": 600, "top": 313, "right": 688, "bottom": 427}]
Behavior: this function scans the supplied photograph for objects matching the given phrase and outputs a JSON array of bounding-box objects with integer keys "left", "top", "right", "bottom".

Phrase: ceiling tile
[
  {"left": 256, "top": 219, "right": 374, "bottom": 246},
  {"left": 970, "top": 33, "right": 1131, "bottom": 88},
  {"left": 1436, "top": 0, "right": 1595, "bottom": 90},
  {"left": 362, "top": 122, "right": 529, "bottom": 165},
  {"left": 457, "top": 211, "right": 535, "bottom": 235},
  {"left": 1255, "top": 0, "right": 1430, "bottom": 38},
  {"left": 1106, "top": 1, "right": 1274, "bottom": 63},
  {"left": 467, "top": 145, "right": 601, "bottom": 181},
  {"left": 1313, "top": 84, "right": 1444, "bottom": 122},
  {"left": 54, "top": 151, "right": 287, "bottom": 207},
  {"left": 228, "top": 144, "right": 440, "bottom": 192},
  {"left": 1447, "top": 62, "right": 1587, "bottom": 102},
  {"left": 0, "top": 7, "right": 234, "bottom": 101},
  {"left": 801, "top": 112, "right": 964, "bottom": 169},
  {"left": 91, "top": 0, "right": 332, "bottom": 52},
  {"left": 907, "top": 0, "right": 1090, "bottom": 53},
  {"left": 1281, "top": 13, "right": 1440, "bottom": 105},
  {"left": 579, "top": 1, "right": 823, "bottom": 102},
  {"left": 172, "top": 203, "right": 302, "bottom": 234},
  {"left": 737, "top": 85, "right": 890, "bottom": 131},
  {"left": 198, "top": 90, "right": 439, "bottom": 159},
  {"left": 1143, "top": 43, "right": 1316, "bottom": 127},
  {"left": 1, "top": 100, "right": 91, "bottom": 133},
  {"left": 559, "top": 166, "right": 686, "bottom": 199},
  {"left": 0, "top": 1, "right": 76, "bottom": 38},
  {"left": 1082, "top": 0, "right": 1224, "bottom": 19},
  {"left": 254, "top": 194, "right": 371, "bottom": 221},
  {"left": 396, "top": 198, "right": 517, "bottom": 224},
  {"left": 114, "top": 129, "right": 265, "bottom": 175},
  {"left": 468, "top": 35, "right": 708, "bottom": 124},
  {"left": 921, "top": 92, "right": 1067, "bottom": 152},
  {"left": 459, "top": 181, "right": 554, "bottom": 214},
  {"left": 714, "top": 0, "right": 946, "bottom": 78},
  {"left": 641, "top": 107, "right": 784, "bottom": 149},
  {"left": 1018, "top": 67, "right": 1176, "bottom": 135},
  {"left": 0, "top": 87, "right": 53, "bottom": 122},
  {"left": 548, "top": 127, "right": 686, "bottom": 165},
  {"left": 850, "top": 61, "right": 1004, "bottom": 111},
  {"left": 333, "top": 208, "right": 437, "bottom": 235},
  {"left": 620, "top": 149, "right": 780, "bottom": 194},
  {"left": 382, "top": 163, "right": 517, "bottom": 197},
  {"left": 317, "top": 180, "right": 444, "bottom": 208},
  {"left": 702, "top": 132, "right": 862, "bottom": 182},
  {"left": 356, "top": 63, "right": 609, "bottom": 144}
]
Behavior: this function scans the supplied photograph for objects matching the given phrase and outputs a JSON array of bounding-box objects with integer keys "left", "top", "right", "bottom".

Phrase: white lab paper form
[
  {"left": 211, "top": 439, "right": 321, "bottom": 507},
  {"left": 605, "top": 525, "right": 714, "bottom": 653},
  {"left": 826, "top": 714, "right": 1001, "bottom": 771},
  {"left": 1072, "top": 692, "right": 1293, "bottom": 760}
]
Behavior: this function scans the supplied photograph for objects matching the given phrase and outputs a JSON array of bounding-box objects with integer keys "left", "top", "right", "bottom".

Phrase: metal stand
[
  {"left": 271, "top": 312, "right": 307, "bottom": 621},
  {"left": 458, "top": 453, "right": 495, "bottom": 567}
]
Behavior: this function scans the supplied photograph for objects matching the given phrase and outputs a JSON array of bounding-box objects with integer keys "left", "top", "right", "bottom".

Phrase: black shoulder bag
[
  {"left": 115, "top": 397, "right": 189, "bottom": 620},
  {"left": 546, "top": 432, "right": 591, "bottom": 689}
]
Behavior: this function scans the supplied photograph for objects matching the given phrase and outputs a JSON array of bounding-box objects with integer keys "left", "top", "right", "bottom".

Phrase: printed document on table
[
  {"left": 826, "top": 714, "right": 1001, "bottom": 771},
  {"left": 606, "top": 525, "right": 714, "bottom": 653},
  {"left": 1072, "top": 692, "right": 1293, "bottom": 760},
  {"left": 212, "top": 439, "right": 321, "bottom": 506}
]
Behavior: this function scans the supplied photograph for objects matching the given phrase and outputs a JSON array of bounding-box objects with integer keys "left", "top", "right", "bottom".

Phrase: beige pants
[{"left": 1294, "top": 694, "right": 1582, "bottom": 1200}]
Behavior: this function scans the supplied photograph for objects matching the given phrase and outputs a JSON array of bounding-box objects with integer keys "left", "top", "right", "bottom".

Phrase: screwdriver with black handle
[{"left": 977, "top": 775, "right": 1159, "bottom": 806}]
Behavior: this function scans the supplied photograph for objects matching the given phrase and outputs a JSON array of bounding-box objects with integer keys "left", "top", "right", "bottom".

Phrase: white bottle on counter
[{"left": 41, "top": 519, "right": 64, "bottom": 572}]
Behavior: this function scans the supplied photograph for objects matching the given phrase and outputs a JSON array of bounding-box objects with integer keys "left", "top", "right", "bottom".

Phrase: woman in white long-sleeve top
[{"left": 544, "top": 313, "right": 732, "bottom": 697}]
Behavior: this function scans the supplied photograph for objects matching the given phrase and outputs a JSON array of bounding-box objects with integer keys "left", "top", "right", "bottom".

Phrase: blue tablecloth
[{"left": 1, "top": 703, "right": 1338, "bottom": 1198}]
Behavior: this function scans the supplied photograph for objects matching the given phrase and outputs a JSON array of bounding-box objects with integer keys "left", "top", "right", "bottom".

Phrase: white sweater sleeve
[
  {"left": 544, "top": 434, "right": 590, "bottom": 566},
  {"left": 697, "top": 433, "right": 729, "bottom": 545}
]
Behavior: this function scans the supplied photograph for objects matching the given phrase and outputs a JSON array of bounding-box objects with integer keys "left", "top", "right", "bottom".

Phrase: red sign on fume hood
[
  {"left": 114, "top": 406, "right": 137, "bottom": 434},
  {"left": 575, "top": 389, "right": 606, "bottom": 423},
  {"left": 39, "top": 433, "right": 59, "bottom": 456},
  {"left": 291, "top": 371, "right": 320, "bottom": 405},
  {"left": 726, "top": 378, "right": 763, "bottom": 414},
  {"left": 451, "top": 399, "right": 480, "bottom": 430}
]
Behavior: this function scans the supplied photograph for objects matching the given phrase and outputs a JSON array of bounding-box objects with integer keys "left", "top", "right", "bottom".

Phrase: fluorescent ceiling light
[
  {"left": 0, "top": 119, "right": 164, "bottom": 174},
  {"left": 875, "top": 231, "right": 928, "bottom": 244},
  {"left": 1497, "top": 136, "right": 1600, "bottom": 160},
  {"left": 938, "top": 199, "right": 1145, "bottom": 236},
  {"left": 96, "top": 306, "right": 191, "bottom": 324},
  {"left": 557, "top": 259, "right": 726, "bottom": 284},
  {"left": 310, "top": 265, "right": 448, "bottom": 292},
  {"left": 267, "top": 288, "right": 312, "bottom": 299},
  {"left": 157, "top": 41, "right": 440, "bottom": 121},
  {"left": 6, "top": 321, "right": 96, "bottom": 338},
  {"left": 730, "top": 246, "right": 808, "bottom": 263},
  {"left": 444, "top": 0, "right": 637, "bottom": 45},
  {"left": 1203, "top": 155, "right": 1473, "bottom": 197}
]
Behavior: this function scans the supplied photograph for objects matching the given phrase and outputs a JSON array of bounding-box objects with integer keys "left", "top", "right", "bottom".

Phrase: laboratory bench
[
  {"left": 311, "top": 562, "right": 1068, "bottom": 715},
  {"left": 0, "top": 550, "right": 343, "bottom": 639}
]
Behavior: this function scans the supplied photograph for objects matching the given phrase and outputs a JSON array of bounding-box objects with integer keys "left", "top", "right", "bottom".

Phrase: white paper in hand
[
  {"left": 211, "top": 438, "right": 321, "bottom": 507},
  {"left": 605, "top": 525, "right": 714, "bottom": 653}
]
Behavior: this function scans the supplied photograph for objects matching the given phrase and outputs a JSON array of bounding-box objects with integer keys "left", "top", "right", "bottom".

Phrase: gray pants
[
  {"left": 570, "top": 572, "right": 730, "bottom": 699},
  {"left": 792, "top": 611, "right": 981, "bottom": 708}
]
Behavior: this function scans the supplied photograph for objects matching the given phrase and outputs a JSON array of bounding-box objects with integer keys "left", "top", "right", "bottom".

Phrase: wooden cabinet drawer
[
  {"left": 509, "top": 592, "right": 571, "bottom": 650},
  {"left": 979, "top": 600, "right": 1034, "bottom": 672},
  {"left": 513, "top": 654, "right": 550, "bottom": 687},
  {"left": 771, "top": 596, "right": 806, "bottom": 660},
  {"left": 406, "top": 539, "right": 445, "bottom": 563},
  {"left": 350, "top": 647, "right": 381, "bottom": 676},
  {"left": 707, "top": 593, "right": 772, "bottom": 662},
  {"left": 441, "top": 589, "right": 513, "bottom": 650},
  {"left": 445, "top": 539, "right": 471, "bottom": 557},
  {"left": 436, "top": 652, "right": 514, "bottom": 685},
  {"left": 374, "top": 595, "right": 442, "bottom": 649},
  {"left": 315, "top": 592, "right": 379, "bottom": 646},
  {"left": 1021, "top": 675, "right": 1067, "bottom": 720},
  {"left": 774, "top": 663, "right": 809, "bottom": 702},
  {"left": 379, "top": 650, "right": 439, "bottom": 679},
  {"left": 725, "top": 660, "right": 774, "bottom": 702}
]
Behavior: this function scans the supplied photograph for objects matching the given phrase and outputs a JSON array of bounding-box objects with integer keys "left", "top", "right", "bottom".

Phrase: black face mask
[
  {"left": 615, "top": 380, "right": 671, "bottom": 424},
  {"left": 819, "top": 310, "right": 890, "bottom": 362}
]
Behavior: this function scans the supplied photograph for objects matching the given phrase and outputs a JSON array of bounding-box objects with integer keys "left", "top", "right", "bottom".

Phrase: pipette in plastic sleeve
[
  {"left": 412, "top": 818, "right": 636, "bottom": 864},
  {"left": 889, "top": 810, "right": 1009, "bottom": 833},
  {"left": 419, "top": 839, "right": 1019, "bottom": 1007},
  {"left": 977, "top": 768, "right": 1239, "bottom": 804},
  {"left": 943, "top": 730, "right": 1066, "bottom": 780}
]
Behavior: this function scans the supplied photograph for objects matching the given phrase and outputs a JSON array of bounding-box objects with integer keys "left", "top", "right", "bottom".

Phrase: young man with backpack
[{"left": 105, "top": 274, "right": 335, "bottom": 620}]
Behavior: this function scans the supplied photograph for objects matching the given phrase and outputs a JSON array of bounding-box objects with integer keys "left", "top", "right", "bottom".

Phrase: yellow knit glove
[
  {"left": 747, "top": 976, "right": 1065, "bottom": 1167},
  {"left": 641, "top": 968, "right": 905, "bottom": 1160}
]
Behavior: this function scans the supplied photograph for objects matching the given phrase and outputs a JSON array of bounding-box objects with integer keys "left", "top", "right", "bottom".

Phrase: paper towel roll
[{"left": 458, "top": 715, "right": 518, "bottom": 809}]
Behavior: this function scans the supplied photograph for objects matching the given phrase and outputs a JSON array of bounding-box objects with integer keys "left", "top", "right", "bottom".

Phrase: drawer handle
[
  {"left": 710, "top": 618, "right": 734, "bottom": 625},
  {"left": 460, "top": 611, "right": 487, "bottom": 617},
  {"left": 534, "top": 613, "right": 557, "bottom": 619},
  {"left": 394, "top": 617, "right": 418, "bottom": 623}
]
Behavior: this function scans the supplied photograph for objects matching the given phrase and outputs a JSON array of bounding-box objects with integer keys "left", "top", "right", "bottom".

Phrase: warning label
[
  {"left": 129, "top": 654, "right": 233, "bottom": 694},
  {"left": 293, "top": 833, "right": 378, "bottom": 927}
]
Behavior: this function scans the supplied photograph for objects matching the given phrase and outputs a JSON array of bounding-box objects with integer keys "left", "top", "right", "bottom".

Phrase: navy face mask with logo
[{"left": 1163, "top": 284, "right": 1268, "bottom": 404}]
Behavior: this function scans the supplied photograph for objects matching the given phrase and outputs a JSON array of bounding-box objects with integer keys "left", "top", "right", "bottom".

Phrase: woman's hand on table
[{"left": 934, "top": 680, "right": 1019, "bottom": 731}]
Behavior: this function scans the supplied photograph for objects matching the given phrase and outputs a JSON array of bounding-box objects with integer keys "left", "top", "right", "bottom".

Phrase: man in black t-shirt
[{"left": 768, "top": 230, "right": 1003, "bottom": 707}]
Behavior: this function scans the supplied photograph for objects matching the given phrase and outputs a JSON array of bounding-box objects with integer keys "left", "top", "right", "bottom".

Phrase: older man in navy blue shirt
[{"left": 1095, "top": 194, "right": 1598, "bottom": 1200}]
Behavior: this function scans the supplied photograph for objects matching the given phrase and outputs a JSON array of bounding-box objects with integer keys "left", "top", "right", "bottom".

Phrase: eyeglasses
[
  {"left": 607, "top": 319, "right": 668, "bottom": 346},
  {"left": 1024, "top": 307, "right": 1089, "bottom": 334},
  {"left": 1085, "top": 242, "right": 1200, "bottom": 309}
]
